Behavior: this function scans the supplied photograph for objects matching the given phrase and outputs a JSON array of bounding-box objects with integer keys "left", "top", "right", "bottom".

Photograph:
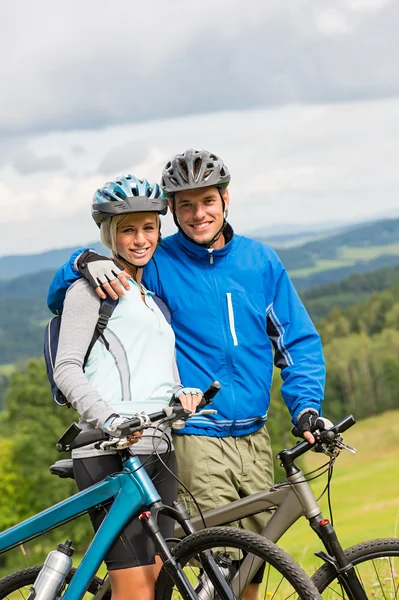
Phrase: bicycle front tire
[
  {"left": 0, "top": 565, "right": 111, "bottom": 599},
  {"left": 156, "top": 526, "right": 322, "bottom": 600},
  {"left": 312, "top": 537, "right": 399, "bottom": 599}
]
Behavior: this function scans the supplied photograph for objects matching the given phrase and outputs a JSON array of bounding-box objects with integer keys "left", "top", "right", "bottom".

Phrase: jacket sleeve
[
  {"left": 47, "top": 248, "right": 87, "bottom": 314},
  {"left": 266, "top": 253, "right": 326, "bottom": 423},
  {"left": 54, "top": 279, "right": 116, "bottom": 428},
  {"left": 142, "top": 257, "right": 164, "bottom": 298}
]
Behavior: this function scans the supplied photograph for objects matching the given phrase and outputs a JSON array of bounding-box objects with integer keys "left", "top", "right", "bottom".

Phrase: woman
[{"left": 54, "top": 174, "right": 202, "bottom": 600}]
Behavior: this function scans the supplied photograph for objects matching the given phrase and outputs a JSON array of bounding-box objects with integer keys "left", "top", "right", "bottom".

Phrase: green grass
[
  {"left": 0, "top": 364, "right": 15, "bottom": 376},
  {"left": 338, "top": 241, "right": 399, "bottom": 261},
  {"left": 290, "top": 243, "right": 399, "bottom": 278},
  {"left": 290, "top": 259, "right": 349, "bottom": 278},
  {"left": 278, "top": 410, "right": 399, "bottom": 575}
]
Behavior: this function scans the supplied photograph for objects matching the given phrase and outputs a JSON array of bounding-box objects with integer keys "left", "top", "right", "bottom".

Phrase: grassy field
[
  {"left": 277, "top": 410, "right": 399, "bottom": 574},
  {"left": 290, "top": 242, "right": 399, "bottom": 278},
  {"left": 1, "top": 411, "right": 398, "bottom": 597},
  {"left": 0, "top": 364, "right": 15, "bottom": 376}
]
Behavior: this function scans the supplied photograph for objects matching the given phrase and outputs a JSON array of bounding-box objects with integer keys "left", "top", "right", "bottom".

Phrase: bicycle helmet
[
  {"left": 161, "top": 149, "right": 230, "bottom": 196},
  {"left": 92, "top": 174, "right": 167, "bottom": 227}
]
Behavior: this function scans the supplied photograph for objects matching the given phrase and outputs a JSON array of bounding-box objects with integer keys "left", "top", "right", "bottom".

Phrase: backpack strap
[{"left": 83, "top": 297, "right": 119, "bottom": 369}]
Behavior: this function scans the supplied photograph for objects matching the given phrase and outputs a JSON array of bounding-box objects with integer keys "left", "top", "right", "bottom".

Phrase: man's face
[{"left": 171, "top": 186, "right": 229, "bottom": 247}]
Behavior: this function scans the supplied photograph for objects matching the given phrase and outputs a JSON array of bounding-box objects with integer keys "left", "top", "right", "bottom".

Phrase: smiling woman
[
  {"left": 51, "top": 174, "right": 200, "bottom": 600},
  {"left": 101, "top": 213, "right": 160, "bottom": 272}
]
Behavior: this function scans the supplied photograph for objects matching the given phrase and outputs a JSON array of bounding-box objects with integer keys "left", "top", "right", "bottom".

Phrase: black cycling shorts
[{"left": 73, "top": 452, "right": 177, "bottom": 570}]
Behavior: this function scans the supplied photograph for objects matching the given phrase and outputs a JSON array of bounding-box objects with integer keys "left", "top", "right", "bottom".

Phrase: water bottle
[
  {"left": 196, "top": 553, "right": 232, "bottom": 600},
  {"left": 27, "top": 540, "right": 74, "bottom": 600}
]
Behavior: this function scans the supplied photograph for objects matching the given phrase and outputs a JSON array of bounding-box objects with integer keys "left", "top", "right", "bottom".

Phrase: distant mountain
[
  {"left": 275, "top": 218, "right": 399, "bottom": 288},
  {"left": 0, "top": 242, "right": 106, "bottom": 280},
  {"left": 302, "top": 263, "right": 399, "bottom": 320},
  {"left": 2, "top": 216, "right": 399, "bottom": 282}
]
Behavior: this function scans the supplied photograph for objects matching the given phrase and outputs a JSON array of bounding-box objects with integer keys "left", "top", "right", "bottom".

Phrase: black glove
[
  {"left": 76, "top": 250, "right": 125, "bottom": 290},
  {"left": 293, "top": 411, "right": 333, "bottom": 439}
]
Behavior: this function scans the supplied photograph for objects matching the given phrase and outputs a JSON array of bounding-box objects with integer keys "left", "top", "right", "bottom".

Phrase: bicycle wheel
[
  {"left": 0, "top": 565, "right": 111, "bottom": 599},
  {"left": 156, "top": 526, "right": 321, "bottom": 600},
  {"left": 312, "top": 538, "right": 399, "bottom": 599}
]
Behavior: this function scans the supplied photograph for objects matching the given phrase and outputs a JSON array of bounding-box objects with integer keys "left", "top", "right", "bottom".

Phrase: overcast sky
[{"left": 1, "top": 0, "right": 399, "bottom": 256}]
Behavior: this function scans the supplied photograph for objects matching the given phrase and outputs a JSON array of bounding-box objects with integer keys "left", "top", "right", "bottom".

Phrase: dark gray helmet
[{"left": 161, "top": 149, "right": 230, "bottom": 196}]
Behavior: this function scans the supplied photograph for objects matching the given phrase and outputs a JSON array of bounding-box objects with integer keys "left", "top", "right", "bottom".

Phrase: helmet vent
[
  {"left": 210, "top": 154, "right": 218, "bottom": 160},
  {"left": 177, "top": 159, "right": 189, "bottom": 182},
  {"left": 165, "top": 161, "right": 171, "bottom": 169},
  {"left": 114, "top": 191, "right": 125, "bottom": 200},
  {"left": 170, "top": 177, "right": 179, "bottom": 186},
  {"left": 147, "top": 187, "right": 153, "bottom": 197},
  {"left": 220, "top": 167, "right": 226, "bottom": 176},
  {"left": 207, "top": 163, "right": 214, "bottom": 168},
  {"left": 203, "top": 170, "right": 212, "bottom": 181},
  {"left": 193, "top": 157, "right": 202, "bottom": 181}
]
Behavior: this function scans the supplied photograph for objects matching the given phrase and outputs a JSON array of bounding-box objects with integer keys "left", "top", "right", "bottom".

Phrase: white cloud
[
  {"left": 0, "top": 0, "right": 399, "bottom": 136},
  {"left": 316, "top": 9, "right": 354, "bottom": 35},
  {"left": 1, "top": 97, "right": 399, "bottom": 256},
  {"left": 349, "top": 0, "right": 394, "bottom": 13}
]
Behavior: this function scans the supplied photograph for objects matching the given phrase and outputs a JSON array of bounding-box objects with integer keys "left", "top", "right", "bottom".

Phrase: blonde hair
[
  {"left": 100, "top": 213, "right": 160, "bottom": 255},
  {"left": 100, "top": 215, "right": 130, "bottom": 254}
]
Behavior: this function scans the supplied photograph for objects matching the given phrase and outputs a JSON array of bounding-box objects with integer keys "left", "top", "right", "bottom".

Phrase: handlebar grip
[
  {"left": 69, "top": 429, "right": 106, "bottom": 450},
  {"left": 331, "top": 414, "right": 356, "bottom": 435},
  {"left": 198, "top": 380, "right": 221, "bottom": 408}
]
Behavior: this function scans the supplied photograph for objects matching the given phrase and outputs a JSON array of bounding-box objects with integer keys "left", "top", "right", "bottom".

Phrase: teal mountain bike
[{"left": 0, "top": 394, "right": 321, "bottom": 600}]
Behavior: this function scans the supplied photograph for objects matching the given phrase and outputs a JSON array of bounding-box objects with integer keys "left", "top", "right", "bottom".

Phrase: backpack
[{"left": 44, "top": 296, "right": 119, "bottom": 406}]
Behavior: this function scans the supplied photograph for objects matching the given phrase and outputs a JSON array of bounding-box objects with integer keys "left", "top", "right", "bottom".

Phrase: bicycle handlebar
[
  {"left": 56, "top": 381, "right": 221, "bottom": 452},
  {"left": 278, "top": 414, "right": 356, "bottom": 467}
]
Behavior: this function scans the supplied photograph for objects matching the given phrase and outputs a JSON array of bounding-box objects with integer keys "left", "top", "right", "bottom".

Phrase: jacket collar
[{"left": 176, "top": 223, "right": 235, "bottom": 259}]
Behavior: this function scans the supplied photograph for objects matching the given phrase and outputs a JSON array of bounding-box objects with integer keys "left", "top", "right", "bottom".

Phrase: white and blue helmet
[{"left": 92, "top": 174, "right": 167, "bottom": 227}]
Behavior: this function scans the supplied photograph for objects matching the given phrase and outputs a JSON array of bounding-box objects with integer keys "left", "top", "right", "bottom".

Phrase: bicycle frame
[
  {"left": 176, "top": 468, "right": 319, "bottom": 589},
  {"left": 176, "top": 437, "right": 368, "bottom": 600},
  {"left": 176, "top": 471, "right": 316, "bottom": 543},
  {"left": 0, "top": 456, "right": 160, "bottom": 600}
]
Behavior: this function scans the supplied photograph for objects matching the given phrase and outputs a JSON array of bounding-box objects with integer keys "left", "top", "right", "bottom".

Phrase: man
[{"left": 48, "top": 149, "right": 325, "bottom": 600}]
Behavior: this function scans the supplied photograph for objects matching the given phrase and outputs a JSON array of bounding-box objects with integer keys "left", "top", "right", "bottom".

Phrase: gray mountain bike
[{"left": 170, "top": 414, "right": 399, "bottom": 600}]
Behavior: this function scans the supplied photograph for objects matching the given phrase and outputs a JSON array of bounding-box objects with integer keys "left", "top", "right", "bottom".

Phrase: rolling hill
[
  {"left": 274, "top": 218, "right": 399, "bottom": 287},
  {"left": 2, "top": 216, "right": 399, "bottom": 365},
  {"left": 2, "top": 217, "right": 399, "bottom": 285}
]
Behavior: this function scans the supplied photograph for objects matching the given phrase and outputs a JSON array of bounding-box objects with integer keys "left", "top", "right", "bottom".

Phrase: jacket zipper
[
  {"left": 208, "top": 259, "right": 237, "bottom": 427},
  {"left": 226, "top": 293, "right": 238, "bottom": 346}
]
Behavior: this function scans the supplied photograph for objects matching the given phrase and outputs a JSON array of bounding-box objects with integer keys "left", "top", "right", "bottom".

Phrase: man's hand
[
  {"left": 295, "top": 411, "right": 333, "bottom": 444},
  {"left": 76, "top": 250, "right": 131, "bottom": 300},
  {"left": 177, "top": 387, "right": 204, "bottom": 413}
]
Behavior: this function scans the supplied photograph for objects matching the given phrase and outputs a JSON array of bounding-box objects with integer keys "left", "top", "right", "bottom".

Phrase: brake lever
[
  {"left": 97, "top": 437, "right": 132, "bottom": 451},
  {"left": 335, "top": 440, "right": 357, "bottom": 454},
  {"left": 171, "top": 408, "right": 218, "bottom": 430}
]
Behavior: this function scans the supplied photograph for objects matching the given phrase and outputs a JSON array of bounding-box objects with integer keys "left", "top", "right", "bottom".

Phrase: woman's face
[{"left": 115, "top": 212, "right": 159, "bottom": 269}]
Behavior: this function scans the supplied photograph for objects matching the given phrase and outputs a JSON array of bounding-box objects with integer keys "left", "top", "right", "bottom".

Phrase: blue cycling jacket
[{"left": 47, "top": 225, "right": 325, "bottom": 437}]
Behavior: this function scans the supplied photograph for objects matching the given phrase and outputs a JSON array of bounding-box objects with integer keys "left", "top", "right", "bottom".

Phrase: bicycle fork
[
  {"left": 140, "top": 504, "right": 237, "bottom": 600},
  {"left": 309, "top": 517, "right": 368, "bottom": 600},
  {"left": 281, "top": 462, "right": 368, "bottom": 600}
]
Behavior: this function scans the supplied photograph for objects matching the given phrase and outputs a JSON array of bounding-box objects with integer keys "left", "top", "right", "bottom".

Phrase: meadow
[{"left": 278, "top": 410, "right": 399, "bottom": 574}]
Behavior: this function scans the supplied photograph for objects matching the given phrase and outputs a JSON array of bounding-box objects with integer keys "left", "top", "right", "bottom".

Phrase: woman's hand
[
  {"left": 102, "top": 415, "right": 142, "bottom": 444},
  {"left": 126, "top": 431, "right": 143, "bottom": 446},
  {"left": 177, "top": 387, "right": 204, "bottom": 413}
]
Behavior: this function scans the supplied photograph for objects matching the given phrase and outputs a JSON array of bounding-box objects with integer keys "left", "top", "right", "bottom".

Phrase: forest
[{"left": 1, "top": 221, "right": 399, "bottom": 569}]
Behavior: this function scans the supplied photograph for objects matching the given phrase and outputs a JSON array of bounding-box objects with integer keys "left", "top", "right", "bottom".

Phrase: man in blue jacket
[{"left": 48, "top": 149, "right": 325, "bottom": 600}]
